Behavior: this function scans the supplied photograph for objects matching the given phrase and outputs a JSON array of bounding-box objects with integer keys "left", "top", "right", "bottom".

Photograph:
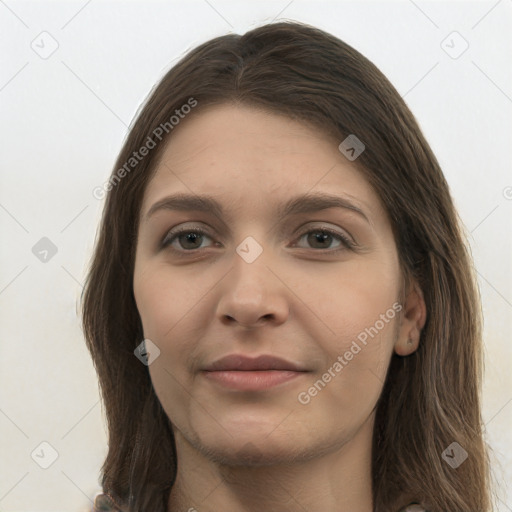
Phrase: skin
[{"left": 133, "top": 104, "right": 426, "bottom": 512}]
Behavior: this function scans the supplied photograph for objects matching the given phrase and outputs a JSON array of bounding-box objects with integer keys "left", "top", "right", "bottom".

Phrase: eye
[
  {"left": 161, "top": 224, "right": 355, "bottom": 255},
  {"left": 292, "top": 226, "right": 354, "bottom": 252},
  {"left": 161, "top": 227, "right": 216, "bottom": 252}
]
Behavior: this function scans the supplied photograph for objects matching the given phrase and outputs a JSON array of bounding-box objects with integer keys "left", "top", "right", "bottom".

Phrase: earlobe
[{"left": 394, "top": 335, "right": 418, "bottom": 356}]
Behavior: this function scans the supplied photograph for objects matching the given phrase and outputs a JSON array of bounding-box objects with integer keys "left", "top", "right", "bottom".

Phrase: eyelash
[{"left": 161, "top": 225, "right": 355, "bottom": 256}]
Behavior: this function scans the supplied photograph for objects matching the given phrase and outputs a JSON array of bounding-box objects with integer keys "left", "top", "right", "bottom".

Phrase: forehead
[{"left": 140, "top": 104, "right": 385, "bottom": 223}]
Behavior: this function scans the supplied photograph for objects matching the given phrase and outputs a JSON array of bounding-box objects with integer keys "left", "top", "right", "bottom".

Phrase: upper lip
[{"left": 203, "top": 354, "right": 309, "bottom": 372}]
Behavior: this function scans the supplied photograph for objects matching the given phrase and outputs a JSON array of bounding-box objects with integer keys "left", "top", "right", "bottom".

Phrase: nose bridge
[
  {"left": 216, "top": 232, "right": 289, "bottom": 327},
  {"left": 230, "top": 234, "right": 272, "bottom": 302}
]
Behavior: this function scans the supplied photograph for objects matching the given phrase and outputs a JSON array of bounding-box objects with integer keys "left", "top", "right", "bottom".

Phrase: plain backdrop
[{"left": 0, "top": 1, "right": 511, "bottom": 511}]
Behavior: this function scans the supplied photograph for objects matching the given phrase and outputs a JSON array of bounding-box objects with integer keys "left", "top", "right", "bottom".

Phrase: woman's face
[{"left": 133, "top": 104, "right": 407, "bottom": 465}]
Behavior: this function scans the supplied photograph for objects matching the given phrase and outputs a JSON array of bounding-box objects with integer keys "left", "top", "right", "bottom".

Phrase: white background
[{"left": 0, "top": 0, "right": 511, "bottom": 511}]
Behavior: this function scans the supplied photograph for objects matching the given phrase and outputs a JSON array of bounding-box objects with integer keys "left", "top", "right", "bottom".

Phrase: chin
[
  {"left": 188, "top": 428, "right": 319, "bottom": 467},
  {"left": 200, "top": 441, "right": 300, "bottom": 467}
]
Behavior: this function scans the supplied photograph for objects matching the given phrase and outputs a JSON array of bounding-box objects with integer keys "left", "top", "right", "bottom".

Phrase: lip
[
  {"left": 201, "top": 354, "right": 310, "bottom": 391},
  {"left": 202, "top": 370, "right": 305, "bottom": 391},
  {"left": 203, "top": 354, "right": 308, "bottom": 372}
]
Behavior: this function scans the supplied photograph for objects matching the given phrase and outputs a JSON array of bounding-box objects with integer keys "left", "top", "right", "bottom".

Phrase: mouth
[{"left": 201, "top": 354, "right": 310, "bottom": 391}]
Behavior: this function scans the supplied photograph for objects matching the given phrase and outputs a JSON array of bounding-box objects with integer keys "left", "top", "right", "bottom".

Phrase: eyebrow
[{"left": 144, "top": 191, "right": 371, "bottom": 225}]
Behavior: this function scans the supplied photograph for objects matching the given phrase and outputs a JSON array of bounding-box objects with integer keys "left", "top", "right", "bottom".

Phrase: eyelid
[
  {"left": 160, "top": 221, "right": 357, "bottom": 254},
  {"left": 161, "top": 219, "right": 354, "bottom": 241},
  {"left": 294, "top": 222, "right": 355, "bottom": 245},
  {"left": 160, "top": 223, "right": 215, "bottom": 248}
]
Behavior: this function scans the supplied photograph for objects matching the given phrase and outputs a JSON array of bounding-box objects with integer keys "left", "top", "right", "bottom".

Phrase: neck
[{"left": 167, "top": 414, "right": 374, "bottom": 512}]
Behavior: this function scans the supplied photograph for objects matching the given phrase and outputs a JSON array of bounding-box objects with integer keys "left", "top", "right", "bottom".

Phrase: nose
[{"left": 216, "top": 250, "right": 290, "bottom": 330}]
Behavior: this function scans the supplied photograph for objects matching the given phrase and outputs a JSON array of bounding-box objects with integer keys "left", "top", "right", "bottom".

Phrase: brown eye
[
  {"left": 162, "top": 228, "right": 214, "bottom": 251},
  {"left": 160, "top": 224, "right": 354, "bottom": 257},
  {"left": 294, "top": 228, "right": 353, "bottom": 251}
]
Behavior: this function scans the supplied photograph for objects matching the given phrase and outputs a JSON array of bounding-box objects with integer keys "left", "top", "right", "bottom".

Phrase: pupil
[
  {"left": 182, "top": 233, "right": 201, "bottom": 249},
  {"left": 309, "top": 232, "right": 330, "bottom": 248}
]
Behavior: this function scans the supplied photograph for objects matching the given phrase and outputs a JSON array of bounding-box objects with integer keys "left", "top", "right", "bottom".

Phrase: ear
[{"left": 394, "top": 280, "right": 427, "bottom": 356}]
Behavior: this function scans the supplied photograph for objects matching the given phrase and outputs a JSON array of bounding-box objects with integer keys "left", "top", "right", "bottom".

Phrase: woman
[{"left": 82, "top": 21, "right": 494, "bottom": 512}]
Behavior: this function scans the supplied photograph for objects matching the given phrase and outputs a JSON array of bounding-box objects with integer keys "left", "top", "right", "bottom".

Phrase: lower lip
[{"left": 202, "top": 370, "right": 305, "bottom": 391}]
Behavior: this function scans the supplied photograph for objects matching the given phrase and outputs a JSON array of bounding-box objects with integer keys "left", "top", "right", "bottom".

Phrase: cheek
[
  {"left": 298, "top": 257, "right": 400, "bottom": 399},
  {"left": 133, "top": 262, "right": 216, "bottom": 409},
  {"left": 133, "top": 272, "right": 170, "bottom": 340},
  {"left": 292, "top": 253, "right": 401, "bottom": 343},
  {"left": 133, "top": 262, "right": 207, "bottom": 344},
  {"left": 134, "top": 264, "right": 201, "bottom": 424},
  {"left": 296, "top": 317, "right": 397, "bottom": 429}
]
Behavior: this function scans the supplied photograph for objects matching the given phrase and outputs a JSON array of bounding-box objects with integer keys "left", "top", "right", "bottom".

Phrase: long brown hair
[{"left": 81, "top": 20, "right": 494, "bottom": 512}]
